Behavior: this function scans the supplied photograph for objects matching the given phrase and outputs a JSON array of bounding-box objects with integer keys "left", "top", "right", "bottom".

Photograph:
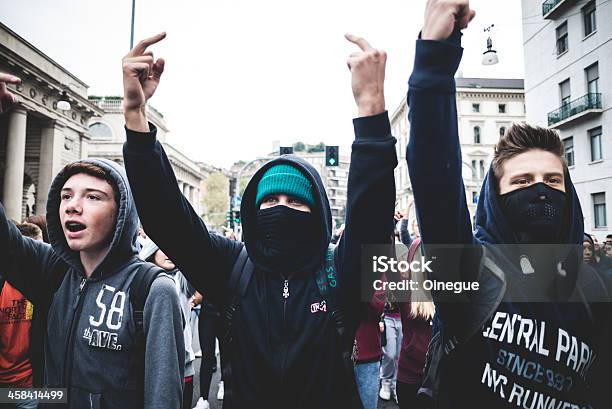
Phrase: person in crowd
[
  {"left": 379, "top": 298, "right": 402, "bottom": 402},
  {"left": 353, "top": 287, "right": 386, "bottom": 409},
  {"left": 121, "top": 30, "right": 397, "bottom": 408},
  {"left": 584, "top": 233, "right": 612, "bottom": 275},
  {"left": 606, "top": 234, "right": 612, "bottom": 246},
  {"left": 405, "top": 1, "right": 610, "bottom": 408},
  {"left": 0, "top": 79, "right": 185, "bottom": 409},
  {"left": 1, "top": 222, "right": 43, "bottom": 409},
  {"left": 140, "top": 239, "right": 196, "bottom": 409},
  {"left": 397, "top": 238, "right": 433, "bottom": 409},
  {"left": 603, "top": 242, "right": 612, "bottom": 260},
  {"left": 192, "top": 296, "right": 223, "bottom": 409},
  {"left": 24, "top": 215, "right": 49, "bottom": 244}
]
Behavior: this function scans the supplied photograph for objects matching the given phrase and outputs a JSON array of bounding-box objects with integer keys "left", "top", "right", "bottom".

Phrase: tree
[
  {"left": 307, "top": 142, "right": 325, "bottom": 153},
  {"left": 201, "top": 171, "right": 230, "bottom": 229},
  {"left": 293, "top": 142, "right": 306, "bottom": 152}
]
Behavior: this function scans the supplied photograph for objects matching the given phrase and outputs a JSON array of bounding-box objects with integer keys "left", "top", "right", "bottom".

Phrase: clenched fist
[
  {"left": 122, "top": 32, "right": 166, "bottom": 132},
  {"left": 421, "top": 0, "right": 475, "bottom": 41},
  {"left": 345, "top": 34, "right": 386, "bottom": 118},
  {"left": 0, "top": 73, "right": 21, "bottom": 114}
]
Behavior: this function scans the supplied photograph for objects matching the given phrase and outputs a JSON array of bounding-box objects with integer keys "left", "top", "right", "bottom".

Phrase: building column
[
  {"left": 2, "top": 107, "right": 28, "bottom": 221},
  {"left": 37, "top": 121, "right": 64, "bottom": 215},
  {"left": 178, "top": 181, "right": 184, "bottom": 197},
  {"left": 189, "top": 186, "right": 195, "bottom": 211},
  {"left": 195, "top": 187, "right": 201, "bottom": 215}
]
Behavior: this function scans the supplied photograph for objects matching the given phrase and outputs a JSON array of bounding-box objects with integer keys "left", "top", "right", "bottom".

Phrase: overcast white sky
[{"left": 1, "top": 0, "right": 525, "bottom": 168}]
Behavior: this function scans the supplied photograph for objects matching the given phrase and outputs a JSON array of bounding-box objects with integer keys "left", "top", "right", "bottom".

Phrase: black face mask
[
  {"left": 499, "top": 182, "right": 566, "bottom": 244},
  {"left": 255, "top": 205, "right": 319, "bottom": 274}
]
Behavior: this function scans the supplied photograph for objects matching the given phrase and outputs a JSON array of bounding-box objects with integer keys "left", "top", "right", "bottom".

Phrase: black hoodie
[
  {"left": 0, "top": 158, "right": 184, "bottom": 409},
  {"left": 123, "top": 112, "right": 397, "bottom": 408},
  {"left": 407, "top": 33, "right": 611, "bottom": 408}
]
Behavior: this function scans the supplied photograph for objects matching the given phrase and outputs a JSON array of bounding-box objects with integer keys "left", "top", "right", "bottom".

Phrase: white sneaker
[
  {"left": 194, "top": 350, "right": 202, "bottom": 358},
  {"left": 379, "top": 381, "right": 391, "bottom": 401},
  {"left": 217, "top": 381, "right": 224, "bottom": 400},
  {"left": 193, "top": 397, "right": 210, "bottom": 409}
]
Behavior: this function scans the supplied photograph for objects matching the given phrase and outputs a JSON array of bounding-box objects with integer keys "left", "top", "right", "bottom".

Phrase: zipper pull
[
  {"left": 73, "top": 278, "right": 87, "bottom": 312},
  {"left": 79, "top": 278, "right": 87, "bottom": 293},
  {"left": 282, "top": 279, "right": 289, "bottom": 299}
]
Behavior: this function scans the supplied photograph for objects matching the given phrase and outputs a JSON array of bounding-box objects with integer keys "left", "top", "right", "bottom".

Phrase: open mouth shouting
[{"left": 65, "top": 221, "right": 87, "bottom": 239}]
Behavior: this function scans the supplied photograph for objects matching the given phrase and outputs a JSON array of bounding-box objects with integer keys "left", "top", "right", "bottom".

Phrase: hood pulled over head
[
  {"left": 241, "top": 155, "right": 332, "bottom": 275},
  {"left": 46, "top": 158, "right": 140, "bottom": 278}
]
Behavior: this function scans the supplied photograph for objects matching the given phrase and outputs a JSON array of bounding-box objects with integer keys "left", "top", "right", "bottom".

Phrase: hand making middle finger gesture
[{"left": 345, "top": 34, "right": 386, "bottom": 118}]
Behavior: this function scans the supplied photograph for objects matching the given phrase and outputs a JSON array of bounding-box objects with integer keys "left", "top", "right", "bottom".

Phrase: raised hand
[
  {"left": 421, "top": 0, "right": 475, "bottom": 41},
  {"left": 0, "top": 73, "right": 21, "bottom": 114},
  {"left": 345, "top": 34, "right": 386, "bottom": 118},
  {"left": 122, "top": 32, "right": 166, "bottom": 131}
]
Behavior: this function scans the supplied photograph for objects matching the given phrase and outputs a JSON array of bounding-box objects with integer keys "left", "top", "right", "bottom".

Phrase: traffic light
[
  {"left": 325, "top": 145, "right": 339, "bottom": 166},
  {"left": 226, "top": 210, "right": 234, "bottom": 228},
  {"left": 229, "top": 177, "right": 237, "bottom": 198},
  {"left": 233, "top": 210, "right": 241, "bottom": 225},
  {"left": 279, "top": 146, "right": 293, "bottom": 155}
]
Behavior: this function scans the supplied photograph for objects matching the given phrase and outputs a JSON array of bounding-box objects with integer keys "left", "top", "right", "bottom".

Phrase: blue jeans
[
  {"left": 354, "top": 360, "right": 381, "bottom": 409},
  {"left": 380, "top": 315, "right": 403, "bottom": 386}
]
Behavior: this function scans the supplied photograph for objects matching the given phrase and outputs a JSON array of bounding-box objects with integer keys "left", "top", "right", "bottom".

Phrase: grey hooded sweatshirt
[{"left": 0, "top": 158, "right": 184, "bottom": 409}]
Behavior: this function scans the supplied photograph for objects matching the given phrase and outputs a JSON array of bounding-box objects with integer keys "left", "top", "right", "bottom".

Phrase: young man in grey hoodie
[{"left": 0, "top": 80, "right": 185, "bottom": 408}]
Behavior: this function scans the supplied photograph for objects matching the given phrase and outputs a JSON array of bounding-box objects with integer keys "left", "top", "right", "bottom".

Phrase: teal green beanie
[{"left": 255, "top": 164, "right": 315, "bottom": 207}]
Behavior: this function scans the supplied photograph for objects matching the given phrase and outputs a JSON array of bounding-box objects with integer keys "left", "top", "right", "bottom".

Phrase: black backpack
[{"left": 220, "top": 244, "right": 364, "bottom": 409}]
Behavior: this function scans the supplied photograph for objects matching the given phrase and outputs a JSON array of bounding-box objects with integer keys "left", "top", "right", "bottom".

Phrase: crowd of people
[{"left": 1, "top": 1, "right": 611, "bottom": 408}]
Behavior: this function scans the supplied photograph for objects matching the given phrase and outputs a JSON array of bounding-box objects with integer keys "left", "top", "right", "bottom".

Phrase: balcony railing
[
  {"left": 542, "top": 0, "right": 575, "bottom": 19},
  {"left": 547, "top": 93, "right": 602, "bottom": 127}
]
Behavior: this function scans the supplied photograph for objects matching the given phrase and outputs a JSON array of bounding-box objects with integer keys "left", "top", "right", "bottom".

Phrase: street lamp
[
  {"left": 57, "top": 91, "right": 70, "bottom": 110},
  {"left": 482, "top": 25, "right": 499, "bottom": 66}
]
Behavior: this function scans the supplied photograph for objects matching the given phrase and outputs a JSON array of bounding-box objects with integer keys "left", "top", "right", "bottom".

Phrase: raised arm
[
  {"left": 406, "top": 0, "right": 476, "bottom": 247},
  {"left": 336, "top": 35, "right": 398, "bottom": 322},
  {"left": 121, "top": 34, "right": 240, "bottom": 307}
]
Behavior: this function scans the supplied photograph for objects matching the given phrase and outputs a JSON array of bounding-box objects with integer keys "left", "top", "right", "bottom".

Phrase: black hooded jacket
[
  {"left": 123, "top": 112, "right": 397, "bottom": 408},
  {"left": 406, "top": 33, "right": 611, "bottom": 408}
]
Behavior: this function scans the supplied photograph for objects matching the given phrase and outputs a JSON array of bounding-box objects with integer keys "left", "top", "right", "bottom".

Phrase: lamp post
[
  {"left": 130, "top": 0, "right": 136, "bottom": 49},
  {"left": 482, "top": 24, "right": 499, "bottom": 66}
]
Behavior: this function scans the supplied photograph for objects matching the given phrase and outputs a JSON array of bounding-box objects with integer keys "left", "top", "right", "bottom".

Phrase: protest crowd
[{"left": 1, "top": 1, "right": 611, "bottom": 408}]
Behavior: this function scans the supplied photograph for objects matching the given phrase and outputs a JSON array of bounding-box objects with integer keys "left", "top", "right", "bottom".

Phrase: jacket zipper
[
  {"left": 280, "top": 278, "right": 290, "bottom": 391},
  {"left": 63, "top": 277, "right": 88, "bottom": 406}
]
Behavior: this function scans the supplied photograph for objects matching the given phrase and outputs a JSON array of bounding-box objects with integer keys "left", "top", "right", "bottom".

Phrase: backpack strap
[
  {"left": 221, "top": 245, "right": 254, "bottom": 407},
  {"left": 315, "top": 244, "right": 364, "bottom": 409},
  {"left": 130, "top": 262, "right": 165, "bottom": 335},
  {"left": 129, "top": 262, "right": 164, "bottom": 397}
]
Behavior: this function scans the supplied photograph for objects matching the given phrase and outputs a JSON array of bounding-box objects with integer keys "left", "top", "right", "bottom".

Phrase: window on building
[
  {"left": 559, "top": 79, "right": 571, "bottom": 107},
  {"left": 583, "top": 1, "right": 597, "bottom": 37},
  {"left": 589, "top": 127, "right": 603, "bottom": 161},
  {"left": 499, "top": 126, "right": 506, "bottom": 137},
  {"left": 563, "top": 137, "right": 575, "bottom": 167},
  {"left": 498, "top": 104, "right": 506, "bottom": 114},
  {"left": 473, "top": 126, "right": 481, "bottom": 144},
  {"left": 586, "top": 63, "right": 599, "bottom": 95},
  {"left": 472, "top": 103, "right": 480, "bottom": 113},
  {"left": 479, "top": 160, "right": 485, "bottom": 179},
  {"left": 556, "top": 22, "right": 568, "bottom": 55},
  {"left": 471, "top": 160, "right": 477, "bottom": 179},
  {"left": 88, "top": 122, "right": 113, "bottom": 139},
  {"left": 592, "top": 193, "right": 607, "bottom": 228}
]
